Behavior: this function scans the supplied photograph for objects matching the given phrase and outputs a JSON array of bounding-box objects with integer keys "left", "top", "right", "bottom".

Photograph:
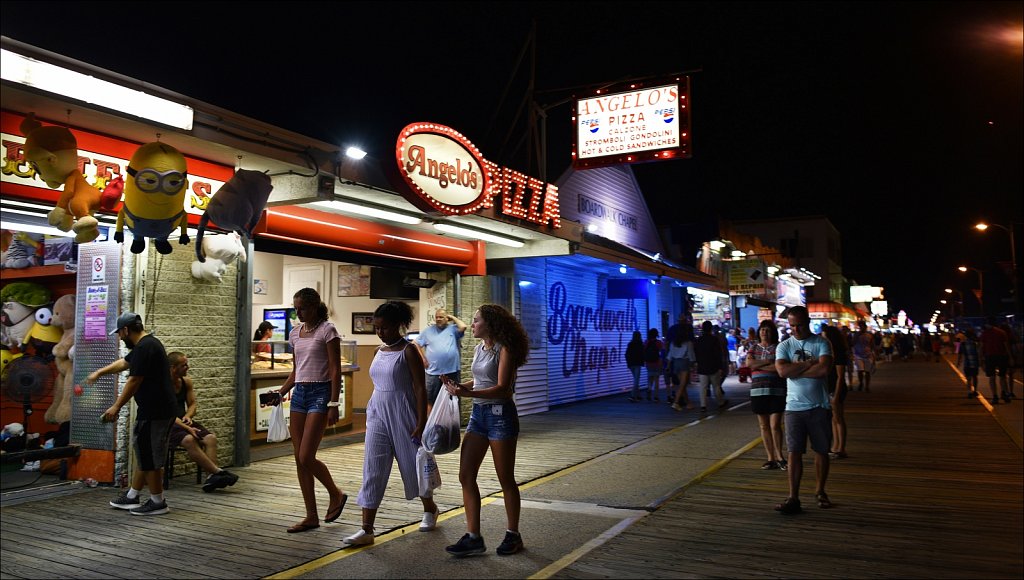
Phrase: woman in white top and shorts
[{"left": 443, "top": 304, "right": 529, "bottom": 557}]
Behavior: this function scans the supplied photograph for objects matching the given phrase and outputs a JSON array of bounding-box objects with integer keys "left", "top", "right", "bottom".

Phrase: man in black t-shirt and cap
[{"left": 86, "top": 311, "right": 178, "bottom": 515}]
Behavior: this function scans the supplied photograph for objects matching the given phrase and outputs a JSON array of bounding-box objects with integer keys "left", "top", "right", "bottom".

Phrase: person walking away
[
  {"left": 748, "top": 320, "right": 786, "bottom": 469},
  {"left": 415, "top": 308, "right": 467, "bottom": 412},
  {"left": 851, "top": 322, "right": 874, "bottom": 392},
  {"left": 695, "top": 321, "right": 727, "bottom": 414},
  {"left": 820, "top": 325, "right": 849, "bottom": 460},
  {"left": 881, "top": 332, "right": 894, "bottom": 363},
  {"left": 642, "top": 328, "right": 664, "bottom": 402},
  {"left": 343, "top": 302, "right": 439, "bottom": 547},
  {"left": 88, "top": 312, "right": 178, "bottom": 515},
  {"left": 625, "top": 330, "right": 644, "bottom": 402},
  {"left": 979, "top": 317, "right": 1011, "bottom": 405},
  {"left": 166, "top": 352, "right": 238, "bottom": 491},
  {"left": 774, "top": 306, "right": 834, "bottom": 514},
  {"left": 444, "top": 304, "right": 530, "bottom": 557},
  {"left": 997, "top": 322, "right": 1020, "bottom": 400},
  {"left": 272, "top": 287, "right": 347, "bottom": 533},
  {"left": 957, "top": 327, "right": 981, "bottom": 398},
  {"left": 668, "top": 324, "right": 696, "bottom": 411}
]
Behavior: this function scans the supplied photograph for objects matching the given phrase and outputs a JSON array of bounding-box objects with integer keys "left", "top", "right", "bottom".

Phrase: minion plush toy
[{"left": 115, "top": 142, "right": 190, "bottom": 254}]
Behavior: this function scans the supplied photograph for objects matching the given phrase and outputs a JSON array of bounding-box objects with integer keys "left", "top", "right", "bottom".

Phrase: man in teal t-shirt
[{"left": 774, "top": 305, "right": 834, "bottom": 514}]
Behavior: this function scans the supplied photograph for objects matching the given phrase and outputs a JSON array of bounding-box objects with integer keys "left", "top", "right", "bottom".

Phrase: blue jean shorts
[
  {"left": 466, "top": 402, "right": 520, "bottom": 441},
  {"left": 290, "top": 381, "right": 330, "bottom": 414}
]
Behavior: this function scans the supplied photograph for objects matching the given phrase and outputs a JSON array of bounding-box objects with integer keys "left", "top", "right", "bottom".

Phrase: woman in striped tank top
[
  {"left": 443, "top": 304, "right": 529, "bottom": 557},
  {"left": 342, "top": 301, "right": 438, "bottom": 547},
  {"left": 275, "top": 288, "right": 348, "bottom": 533},
  {"left": 747, "top": 319, "right": 787, "bottom": 470}
]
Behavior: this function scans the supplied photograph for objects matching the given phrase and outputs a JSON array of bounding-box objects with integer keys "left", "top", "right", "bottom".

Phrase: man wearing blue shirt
[
  {"left": 774, "top": 305, "right": 834, "bottom": 514},
  {"left": 415, "top": 309, "right": 467, "bottom": 408}
]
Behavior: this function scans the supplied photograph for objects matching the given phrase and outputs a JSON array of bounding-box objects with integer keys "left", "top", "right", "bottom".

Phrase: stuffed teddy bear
[
  {"left": 114, "top": 141, "right": 190, "bottom": 255},
  {"left": 190, "top": 233, "right": 247, "bottom": 282},
  {"left": 45, "top": 294, "right": 75, "bottom": 425},
  {"left": 1, "top": 282, "right": 51, "bottom": 349},
  {"left": 195, "top": 169, "right": 272, "bottom": 262},
  {"left": 2, "top": 231, "right": 44, "bottom": 269},
  {"left": 20, "top": 114, "right": 102, "bottom": 243}
]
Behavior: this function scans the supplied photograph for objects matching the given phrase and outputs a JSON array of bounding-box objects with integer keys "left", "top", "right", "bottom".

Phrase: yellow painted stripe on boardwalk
[
  {"left": 263, "top": 499, "right": 496, "bottom": 580},
  {"left": 945, "top": 356, "right": 1023, "bottom": 450}
]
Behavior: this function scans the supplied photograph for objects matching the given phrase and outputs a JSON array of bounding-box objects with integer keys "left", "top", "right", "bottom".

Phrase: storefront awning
[
  {"left": 576, "top": 233, "right": 720, "bottom": 288},
  {"left": 254, "top": 206, "right": 485, "bottom": 275}
]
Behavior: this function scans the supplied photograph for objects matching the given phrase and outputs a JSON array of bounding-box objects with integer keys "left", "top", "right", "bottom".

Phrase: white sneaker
[
  {"left": 342, "top": 528, "right": 374, "bottom": 546},
  {"left": 419, "top": 509, "right": 439, "bottom": 532}
]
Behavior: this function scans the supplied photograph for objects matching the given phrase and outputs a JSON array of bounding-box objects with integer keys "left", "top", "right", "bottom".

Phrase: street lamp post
[
  {"left": 944, "top": 288, "right": 964, "bottom": 319},
  {"left": 958, "top": 266, "right": 985, "bottom": 315},
  {"left": 975, "top": 222, "right": 1019, "bottom": 317}
]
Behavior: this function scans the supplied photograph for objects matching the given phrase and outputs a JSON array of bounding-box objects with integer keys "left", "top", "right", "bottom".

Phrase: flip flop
[
  {"left": 774, "top": 497, "right": 802, "bottom": 514},
  {"left": 286, "top": 521, "right": 320, "bottom": 533},
  {"left": 816, "top": 492, "right": 833, "bottom": 509},
  {"left": 324, "top": 493, "right": 348, "bottom": 523}
]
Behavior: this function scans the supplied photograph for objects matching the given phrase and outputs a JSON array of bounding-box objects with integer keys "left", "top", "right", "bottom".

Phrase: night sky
[{"left": 3, "top": 1, "right": 1021, "bottom": 325}]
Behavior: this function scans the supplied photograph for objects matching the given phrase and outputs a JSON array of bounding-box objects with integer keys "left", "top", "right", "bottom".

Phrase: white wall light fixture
[
  {"left": 311, "top": 200, "right": 422, "bottom": 225},
  {"left": 345, "top": 146, "right": 367, "bottom": 160},
  {"left": 1, "top": 49, "right": 195, "bottom": 130},
  {"left": 433, "top": 223, "right": 524, "bottom": 248}
]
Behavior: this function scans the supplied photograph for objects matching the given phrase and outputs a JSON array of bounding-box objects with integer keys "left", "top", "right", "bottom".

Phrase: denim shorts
[
  {"left": 466, "top": 402, "right": 520, "bottom": 441},
  {"left": 290, "top": 381, "right": 330, "bottom": 414}
]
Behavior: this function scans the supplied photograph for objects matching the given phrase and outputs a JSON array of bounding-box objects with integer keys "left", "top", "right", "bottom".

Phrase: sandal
[
  {"left": 774, "top": 497, "right": 802, "bottom": 514},
  {"left": 816, "top": 492, "right": 833, "bottom": 509},
  {"left": 761, "top": 461, "right": 778, "bottom": 470},
  {"left": 324, "top": 493, "right": 348, "bottom": 523}
]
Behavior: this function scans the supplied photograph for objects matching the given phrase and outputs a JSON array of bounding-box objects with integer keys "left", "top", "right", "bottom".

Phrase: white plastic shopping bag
[
  {"left": 416, "top": 446, "right": 442, "bottom": 496},
  {"left": 423, "top": 387, "right": 461, "bottom": 455},
  {"left": 267, "top": 403, "right": 290, "bottom": 443}
]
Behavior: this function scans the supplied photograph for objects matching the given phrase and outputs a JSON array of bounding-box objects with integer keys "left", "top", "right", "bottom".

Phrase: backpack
[{"left": 644, "top": 339, "right": 661, "bottom": 363}]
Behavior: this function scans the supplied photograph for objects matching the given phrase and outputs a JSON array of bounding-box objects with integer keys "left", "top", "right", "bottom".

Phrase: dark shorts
[
  {"left": 425, "top": 372, "right": 460, "bottom": 405},
  {"left": 964, "top": 366, "right": 979, "bottom": 377},
  {"left": 668, "top": 358, "right": 692, "bottom": 374},
  {"left": 785, "top": 407, "right": 832, "bottom": 455},
  {"left": 751, "top": 394, "right": 786, "bottom": 415},
  {"left": 984, "top": 355, "right": 1009, "bottom": 377},
  {"left": 168, "top": 421, "right": 213, "bottom": 449},
  {"left": 291, "top": 381, "right": 330, "bottom": 414},
  {"left": 466, "top": 402, "right": 519, "bottom": 441},
  {"left": 134, "top": 418, "right": 174, "bottom": 472}
]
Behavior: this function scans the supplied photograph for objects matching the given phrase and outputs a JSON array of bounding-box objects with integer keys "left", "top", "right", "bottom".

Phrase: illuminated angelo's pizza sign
[{"left": 395, "top": 123, "right": 560, "bottom": 228}]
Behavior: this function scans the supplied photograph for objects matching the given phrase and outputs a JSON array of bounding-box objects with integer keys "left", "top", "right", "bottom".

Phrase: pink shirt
[{"left": 289, "top": 321, "right": 340, "bottom": 382}]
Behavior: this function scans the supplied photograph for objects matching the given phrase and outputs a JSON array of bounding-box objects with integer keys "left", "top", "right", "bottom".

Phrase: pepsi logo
[{"left": 581, "top": 118, "right": 600, "bottom": 134}]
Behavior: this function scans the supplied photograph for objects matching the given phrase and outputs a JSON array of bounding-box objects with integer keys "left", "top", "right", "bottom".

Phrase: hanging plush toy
[
  {"left": 20, "top": 114, "right": 102, "bottom": 243},
  {"left": 45, "top": 294, "right": 75, "bottom": 425},
  {"left": 115, "top": 141, "right": 190, "bottom": 254},
  {"left": 195, "top": 169, "right": 272, "bottom": 262},
  {"left": 190, "top": 233, "right": 247, "bottom": 282},
  {"left": 22, "top": 304, "right": 61, "bottom": 360}
]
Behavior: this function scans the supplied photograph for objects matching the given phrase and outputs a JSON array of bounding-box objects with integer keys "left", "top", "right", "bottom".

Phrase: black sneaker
[
  {"left": 496, "top": 531, "right": 524, "bottom": 556},
  {"left": 202, "top": 471, "right": 239, "bottom": 492},
  {"left": 109, "top": 492, "right": 141, "bottom": 510},
  {"left": 445, "top": 533, "right": 486, "bottom": 557},
  {"left": 129, "top": 498, "right": 169, "bottom": 516}
]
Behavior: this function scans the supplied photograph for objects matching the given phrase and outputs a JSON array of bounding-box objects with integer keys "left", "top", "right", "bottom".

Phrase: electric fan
[{"left": 2, "top": 356, "right": 55, "bottom": 434}]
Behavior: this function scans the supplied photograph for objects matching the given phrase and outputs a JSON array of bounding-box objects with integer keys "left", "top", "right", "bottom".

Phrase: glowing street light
[
  {"left": 958, "top": 266, "right": 985, "bottom": 315},
  {"left": 974, "top": 222, "right": 1019, "bottom": 316}
]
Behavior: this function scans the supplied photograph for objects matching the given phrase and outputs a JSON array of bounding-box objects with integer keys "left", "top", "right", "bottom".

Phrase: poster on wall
[
  {"left": 337, "top": 265, "right": 371, "bottom": 297},
  {"left": 83, "top": 285, "right": 109, "bottom": 340}
]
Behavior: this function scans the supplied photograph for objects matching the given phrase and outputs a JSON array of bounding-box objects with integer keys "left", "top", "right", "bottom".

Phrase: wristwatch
[{"left": 327, "top": 401, "right": 341, "bottom": 408}]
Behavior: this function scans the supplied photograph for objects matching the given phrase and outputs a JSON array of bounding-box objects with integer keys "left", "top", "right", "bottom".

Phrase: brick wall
[
  {"left": 144, "top": 241, "right": 239, "bottom": 476},
  {"left": 455, "top": 275, "right": 490, "bottom": 420}
]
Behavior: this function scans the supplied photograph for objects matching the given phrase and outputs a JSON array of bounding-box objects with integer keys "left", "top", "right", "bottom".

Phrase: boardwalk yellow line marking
[
  {"left": 263, "top": 499, "right": 496, "bottom": 580},
  {"left": 945, "top": 356, "right": 1023, "bottom": 451},
  {"left": 528, "top": 513, "right": 646, "bottom": 580}
]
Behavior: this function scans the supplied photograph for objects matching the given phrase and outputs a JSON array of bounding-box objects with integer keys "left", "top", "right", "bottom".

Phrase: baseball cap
[
  {"left": 257, "top": 321, "right": 278, "bottom": 332},
  {"left": 109, "top": 312, "right": 141, "bottom": 335}
]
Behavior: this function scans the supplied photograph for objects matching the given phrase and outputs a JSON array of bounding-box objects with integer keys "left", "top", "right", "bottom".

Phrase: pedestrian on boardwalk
[
  {"left": 695, "top": 321, "right": 727, "bottom": 414},
  {"left": 957, "top": 327, "right": 981, "bottom": 397},
  {"left": 979, "top": 317, "right": 1011, "bottom": 405},
  {"left": 881, "top": 332, "right": 894, "bottom": 362},
  {"left": 166, "top": 351, "right": 238, "bottom": 492},
  {"left": 642, "top": 328, "right": 665, "bottom": 401},
  {"left": 444, "top": 304, "right": 529, "bottom": 557},
  {"left": 820, "top": 324, "right": 849, "bottom": 460},
  {"left": 996, "top": 321, "right": 1020, "bottom": 400},
  {"left": 88, "top": 312, "right": 178, "bottom": 515},
  {"left": 415, "top": 308, "right": 467, "bottom": 412},
  {"left": 625, "top": 330, "right": 645, "bottom": 402},
  {"left": 343, "top": 301, "right": 438, "bottom": 547},
  {"left": 774, "top": 305, "right": 834, "bottom": 514},
  {"left": 747, "top": 319, "right": 786, "bottom": 470},
  {"left": 851, "top": 321, "right": 874, "bottom": 392},
  {"left": 273, "top": 287, "right": 347, "bottom": 533},
  {"left": 668, "top": 324, "right": 696, "bottom": 411}
]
